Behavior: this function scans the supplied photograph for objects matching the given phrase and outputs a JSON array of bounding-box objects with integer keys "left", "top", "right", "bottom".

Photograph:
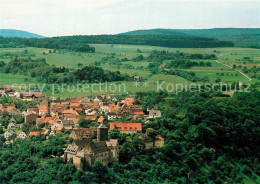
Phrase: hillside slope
[
  {"left": 0, "top": 29, "right": 45, "bottom": 38},
  {"left": 121, "top": 28, "right": 260, "bottom": 48}
]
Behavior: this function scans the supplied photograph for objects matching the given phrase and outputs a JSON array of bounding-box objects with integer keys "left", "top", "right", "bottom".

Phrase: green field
[{"left": 0, "top": 45, "right": 259, "bottom": 97}]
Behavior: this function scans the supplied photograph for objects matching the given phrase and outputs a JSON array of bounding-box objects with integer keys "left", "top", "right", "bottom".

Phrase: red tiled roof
[
  {"left": 156, "top": 135, "right": 164, "bottom": 141},
  {"left": 34, "top": 93, "right": 45, "bottom": 98},
  {"left": 55, "top": 126, "right": 64, "bottom": 131},
  {"left": 110, "top": 122, "right": 142, "bottom": 131},
  {"left": 97, "top": 116, "right": 105, "bottom": 123},
  {"left": 30, "top": 130, "right": 45, "bottom": 136},
  {"left": 62, "top": 109, "right": 79, "bottom": 115},
  {"left": 36, "top": 117, "right": 55, "bottom": 123},
  {"left": 124, "top": 97, "right": 135, "bottom": 104}
]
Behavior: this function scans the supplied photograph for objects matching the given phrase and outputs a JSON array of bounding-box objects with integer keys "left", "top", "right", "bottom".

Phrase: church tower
[{"left": 97, "top": 123, "right": 108, "bottom": 142}]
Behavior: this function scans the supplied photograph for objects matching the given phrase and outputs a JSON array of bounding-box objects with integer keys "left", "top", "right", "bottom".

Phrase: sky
[{"left": 0, "top": 0, "right": 260, "bottom": 37}]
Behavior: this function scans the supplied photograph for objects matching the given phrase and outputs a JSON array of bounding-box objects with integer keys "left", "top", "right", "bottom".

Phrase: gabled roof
[
  {"left": 156, "top": 135, "right": 164, "bottom": 141},
  {"left": 97, "top": 116, "right": 105, "bottom": 123},
  {"left": 106, "top": 139, "right": 118, "bottom": 147},
  {"left": 16, "top": 130, "right": 26, "bottom": 136},
  {"left": 124, "top": 97, "right": 135, "bottom": 104},
  {"left": 36, "top": 116, "right": 55, "bottom": 123},
  {"left": 110, "top": 122, "right": 142, "bottom": 131},
  {"left": 30, "top": 130, "right": 45, "bottom": 136},
  {"left": 62, "top": 109, "right": 79, "bottom": 115}
]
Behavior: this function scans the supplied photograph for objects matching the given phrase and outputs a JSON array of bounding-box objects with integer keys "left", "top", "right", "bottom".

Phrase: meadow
[{"left": 0, "top": 44, "right": 259, "bottom": 97}]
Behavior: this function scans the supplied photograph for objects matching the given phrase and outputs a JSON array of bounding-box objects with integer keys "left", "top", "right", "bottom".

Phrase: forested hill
[
  {"left": 0, "top": 29, "right": 45, "bottom": 38},
  {"left": 121, "top": 28, "right": 260, "bottom": 48},
  {"left": 52, "top": 34, "right": 233, "bottom": 48},
  {"left": 0, "top": 34, "right": 233, "bottom": 49}
]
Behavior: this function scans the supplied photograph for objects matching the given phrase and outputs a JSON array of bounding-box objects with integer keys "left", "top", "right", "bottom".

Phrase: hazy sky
[{"left": 0, "top": 0, "right": 260, "bottom": 37}]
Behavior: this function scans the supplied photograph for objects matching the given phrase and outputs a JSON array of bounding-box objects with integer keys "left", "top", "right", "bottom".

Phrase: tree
[
  {"left": 109, "top": 129, "right": 120, "bottom": 139},
  {"left": 146, "top": 128, "right": 156, "bottom": 139},
  {"left": 92, "top": 161, "right": 109, "bottom": 183},
  {"left": 78, "top": 119, "right": 91, "bottom": 128}
]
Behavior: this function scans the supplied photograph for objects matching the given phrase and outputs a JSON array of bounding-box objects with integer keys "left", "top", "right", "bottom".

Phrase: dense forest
[
  {"left": 0, "top": 90, "right": 259, "bottom": 183},
  {"left": 0, "top": 58, "right": 131, "bottom": 83},
  {"left": 0, "top": 34, "right": 233, "bottom": 50},
  {"left": 122, "top": 28, "right": 260, "bottom": 48},
  {"left": 0, "top": 36, "right": 95, "bottom": 53}
]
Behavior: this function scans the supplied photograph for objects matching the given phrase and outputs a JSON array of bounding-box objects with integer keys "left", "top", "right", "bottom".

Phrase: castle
[{"left": 64, "top": 123, "right": 119, "bottom": 169}]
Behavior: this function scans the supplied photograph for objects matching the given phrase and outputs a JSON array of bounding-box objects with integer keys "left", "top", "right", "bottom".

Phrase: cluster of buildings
[{"left": 0, "top": 92, "right": 164, "bottom": 167}]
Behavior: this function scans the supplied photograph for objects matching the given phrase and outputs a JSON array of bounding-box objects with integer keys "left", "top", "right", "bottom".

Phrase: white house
[
  {"left": 148, "top": 109, "right": 162, "bottom": 119},
  {"left": 16, "top": 130, "right": 27, "bottom": 139},
  {"left": 4, "top": 129, "right": 15, "bottom": 140},
  {"left": 7, "top": 122, "right": 17, "bottom": 129},
  {"left": 107, "top": 112, "right": 117, "bottom": 121}
]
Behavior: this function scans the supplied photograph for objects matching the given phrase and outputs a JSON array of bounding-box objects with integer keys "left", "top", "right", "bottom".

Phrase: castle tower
[{"left": 97, "top": 123, "right": 108, "bottom": 142}]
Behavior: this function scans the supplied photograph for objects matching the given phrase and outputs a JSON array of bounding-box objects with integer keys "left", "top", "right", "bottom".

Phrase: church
[{"left": 64, "top": 123, "right": 119, "bottom": 169}]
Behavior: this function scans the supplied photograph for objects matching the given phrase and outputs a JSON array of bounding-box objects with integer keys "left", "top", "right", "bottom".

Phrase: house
[
  {"left": 82, "top": 97, "right": 91, "bottom": 103},
  {"left": 107, "top": 112, "right": 117, "bottom": 121},
  {"left": 7, "top": 122, "right": 17, "bottom": 129},
  {"left": 70, "top": 127, "right": 97, "bottom": 140},
  {"left": 36, "top": 116, "right": 56, "bottom": 127},
  {"left": 65, "top": 123, "right": 119, "bottom": 168},
  {"left": 148, "top": 109, "right": 162, "bottom": 119},
  {"left": 61, "top": 109, "right": 79, "bottom": 119},
  {"left": 14, "top": 92, "right": 45, "bottom": 100},
  {"left": 101, "top": 102, "right": 110, "bottom": 113},
  {"left": 123, "top": 105, "right": 144, "bottom": 116},
  {"left": 124, "top": 97, "right": 135, "bottom": 105},
  {"left": 0, "top": 85, "right": 15, "bottom": 96},
  {"left": 154, "top": 135, "right": 165, "bottom": 148},
  {"left": 27, "top": 108, "right": 39, "bottom": 115},
  {"left": 138, "top": 134, "right": 165, "bottom": 149},
  {"left": 38, "top": 100, "right": 49, "bottom": 116},
  {"left": 61, "top": 120, "right": 75, "bottom": 127},
  {"left": 108, "top": 103, "right": 118, "bottom": 112},
  {"left": 24, "top": 113, "right": 38, "bottom": 123},
  {"left": 110, "top": 122, "right": 142, "bottom": 134},
  {"left": 70, "top": 102, "right": 83, "bottom": 111},
  {"left": 85, "top": 110, "right": 98, "bottom": 121},
  {"left": 138, "top": 134, "right": 154, "bottom": 149},
  {"left": 16, "top": 130, "right": 27, "bottom": 139},
  {"left": 4, "top": 129, "right": 16, "bottom": 140},
  {"left": 55, "top": 125, "right": 65, "bottom": 133}
]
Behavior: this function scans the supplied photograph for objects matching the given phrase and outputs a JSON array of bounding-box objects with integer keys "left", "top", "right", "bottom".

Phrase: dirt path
[{"left": 215, "top": 53, "right": 252, "bottom": 81}]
